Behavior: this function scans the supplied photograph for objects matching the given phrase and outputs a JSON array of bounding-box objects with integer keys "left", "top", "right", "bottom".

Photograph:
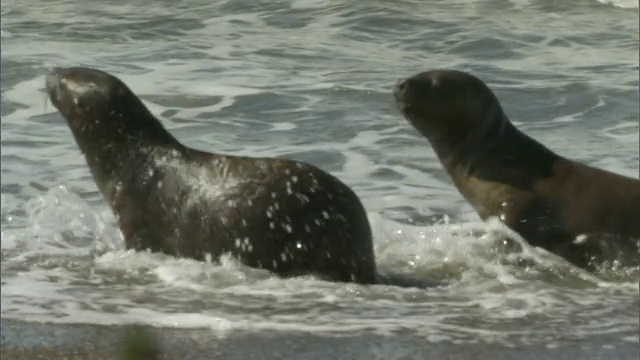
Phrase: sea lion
[
  {"left": 393, "top": 69, "right": 640, "bottom": 270},
  {"left": 45, "top": 66, "right": 377, "bottom": 284}
]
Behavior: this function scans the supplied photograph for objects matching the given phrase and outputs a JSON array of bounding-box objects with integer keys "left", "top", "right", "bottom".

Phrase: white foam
[
  {"left": 597, "top": 0, "right": 639, "bottom": 8},
  {"left": 1, "top": 199, "right": 637, "bottom": 342}
]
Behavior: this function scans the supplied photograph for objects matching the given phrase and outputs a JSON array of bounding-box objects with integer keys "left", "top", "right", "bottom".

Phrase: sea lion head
[
  {"left": 47, "top": 67, "right": 139, "bottom": 124},
  {"left": 393, "top": 69, "right": 506, "bottom": 154},
  {"left": 46, "top": 67, "right": 172, "bottom": 151}
]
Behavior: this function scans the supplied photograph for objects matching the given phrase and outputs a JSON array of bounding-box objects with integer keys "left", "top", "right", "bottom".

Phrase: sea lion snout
[
  {"left": 45, "top": 70, "right": 61, "bottom": 93},
  {"left": 393, "top": 75, "right": 433, "bottom": 108},
  {"left": 45, "top": 69, "right": 67, "bottom": 102},
  {"left": 46, "top": 67, "right": 113, "bottom": 104},
  {"left": 393, "top": 78, "right": 413, "bottom": 114},
  {"left": 393, "top": 78, "right": 407, "bottom": 98}
]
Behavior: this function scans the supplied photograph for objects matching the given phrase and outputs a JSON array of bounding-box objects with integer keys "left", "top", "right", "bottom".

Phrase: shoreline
[{"left": 1, "top": 318, "right": 637, "bottom": 360}]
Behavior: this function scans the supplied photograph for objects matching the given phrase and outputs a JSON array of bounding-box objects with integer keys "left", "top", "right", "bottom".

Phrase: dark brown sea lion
[
  {"left": 45, "top": 66, "right": 376, "bottom": 284},
  {"left": 393, "top": 69, "right": 640, "bottom": 270}
]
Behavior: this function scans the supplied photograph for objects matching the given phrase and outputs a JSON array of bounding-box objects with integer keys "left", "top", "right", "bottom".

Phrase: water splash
[{"left": 1, "top": 186, "right": 636, "bottom": 345}]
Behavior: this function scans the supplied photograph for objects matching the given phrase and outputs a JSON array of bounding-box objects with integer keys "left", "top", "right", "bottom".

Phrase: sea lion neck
[
  {"left": 75, "top": 122, "right": 182, "bottom": 203},
  {"left": 425, "top": 105, "right": 507, "bottom": 167},
  {"left": 64, "top": 97, "right": 178, "bottom": 155},
  {"left": 439, "top": 113, "right": 561, "bottom": 192},
  {"left": 62, "top": 95, "right": 179, "bottom": 176}
]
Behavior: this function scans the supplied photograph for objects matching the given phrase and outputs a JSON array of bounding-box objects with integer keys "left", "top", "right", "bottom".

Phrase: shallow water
[{"left": 1, "top": 0, "right": 638, "bottom": 356}]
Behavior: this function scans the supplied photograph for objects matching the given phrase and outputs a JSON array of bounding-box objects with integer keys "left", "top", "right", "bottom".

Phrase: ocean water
[{"left": 1, "top": 0, "right": 638, "bottom": 358}]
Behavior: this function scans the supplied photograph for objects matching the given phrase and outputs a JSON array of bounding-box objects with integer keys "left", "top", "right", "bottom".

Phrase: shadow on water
[{"left": 120, "top": 325, "right": 161, "bottom": 360}]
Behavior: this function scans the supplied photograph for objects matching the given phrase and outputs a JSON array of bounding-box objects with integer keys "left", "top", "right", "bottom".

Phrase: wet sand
[{"left": 1, "top": 318, "right": 637, "bottom": 360}]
